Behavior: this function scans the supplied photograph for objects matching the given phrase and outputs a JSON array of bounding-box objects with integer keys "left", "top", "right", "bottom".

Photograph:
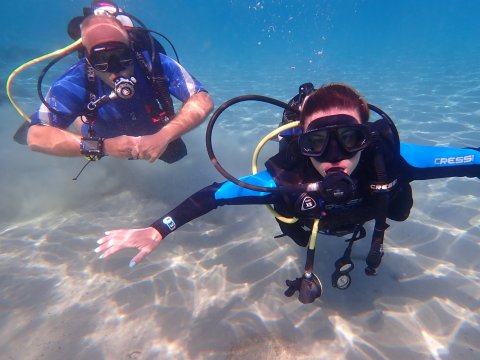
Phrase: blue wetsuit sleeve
[
  {"left": 158, "top": 54, "right": 207, "bottom": 102},
  {"left": 400, "top": 142, "right": 480, "bottom": 180},
  {"left": 30, "top": 60, "right": 88, "bottom": 128},
  {"left": 214, "top": 170, "right": 278, "bottom": 200},
  {"left": 150, "top": 170, "right": 278, "bottom": 238}
]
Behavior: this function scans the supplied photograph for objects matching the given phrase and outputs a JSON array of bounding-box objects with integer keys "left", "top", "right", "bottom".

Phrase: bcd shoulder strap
[
  {"left": 132, "top": 36, "right": 175, "bottom": 121},
  {"left": 84, "top": 61, "right": 98, "bottom": 136}
]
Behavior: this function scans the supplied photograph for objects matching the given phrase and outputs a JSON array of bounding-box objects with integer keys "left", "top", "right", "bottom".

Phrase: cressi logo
[{"left": 434, "top": 155, "right": 474, "bottom": 165}]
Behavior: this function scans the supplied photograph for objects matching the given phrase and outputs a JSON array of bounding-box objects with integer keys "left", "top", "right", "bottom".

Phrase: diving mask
[
  {"left": 88, "top": 42, "right": 133, "bottom": 73},
  {"left": 299, "top": 114, "right": 371, "bottom": 162}
]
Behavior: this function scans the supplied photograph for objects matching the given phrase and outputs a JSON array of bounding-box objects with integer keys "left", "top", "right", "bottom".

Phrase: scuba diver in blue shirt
[
  {"left": 94, "top": 82, "right": 480, "bottom": 304},
  {"left": 26, "top": 1, "right": 213, "bottom": 163}
]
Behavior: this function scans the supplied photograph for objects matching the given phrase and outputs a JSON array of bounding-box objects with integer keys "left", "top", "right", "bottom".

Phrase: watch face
[{"left": 83, "top": 139, "right": 100, "bottom": 151}]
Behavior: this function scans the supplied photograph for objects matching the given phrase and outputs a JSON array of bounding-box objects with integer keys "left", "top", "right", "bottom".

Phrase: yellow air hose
[
  {"left": 251, "top": 120, "right": 300, "bottom": 224},
  {"left": 6, "top": 39, "right": 82, "bottom": 122},
  {"left": 251, "top": 121, "right": 322, "bottom": 253},
  {"left": 308, "top": 218, "right": 319, "bottom": 250}
]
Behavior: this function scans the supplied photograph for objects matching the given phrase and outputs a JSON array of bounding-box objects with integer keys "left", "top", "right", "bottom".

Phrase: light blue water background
[{"left": 1, "top": 1, "right": 480, "bottom": 359}]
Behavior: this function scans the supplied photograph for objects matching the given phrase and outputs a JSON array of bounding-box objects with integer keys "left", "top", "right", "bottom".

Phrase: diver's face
[
  {"left": 303, "top": 108, "right": 363, "bottom": 177},
  {"left": 87, "top": 42, "right": 134, "bottom": 88},
  {"left": 94, "top": 65, "right": 134, "bottom": 89}
]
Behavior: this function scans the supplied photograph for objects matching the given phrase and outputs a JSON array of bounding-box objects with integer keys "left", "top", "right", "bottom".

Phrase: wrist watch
[{"left": 80, "top": 137, "right": 105, "bottom": 161}]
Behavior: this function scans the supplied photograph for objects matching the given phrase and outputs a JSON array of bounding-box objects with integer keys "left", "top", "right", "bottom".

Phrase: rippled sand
[{"left": 1, "top": 53, "right": 479, "bottom": 359}]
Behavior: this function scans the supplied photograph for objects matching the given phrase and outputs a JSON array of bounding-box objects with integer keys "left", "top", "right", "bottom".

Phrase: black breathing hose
[
  {"left": 37, "top": 46, "right": 84, "bottom": 118},
  {"left": 205, "top": 94, "right": 318, "bottom": 194}
]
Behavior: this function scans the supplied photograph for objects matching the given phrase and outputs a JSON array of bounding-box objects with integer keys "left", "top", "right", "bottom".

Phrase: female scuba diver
[{"left": 95, "top": 83, "right": 480, "bottom": 304}]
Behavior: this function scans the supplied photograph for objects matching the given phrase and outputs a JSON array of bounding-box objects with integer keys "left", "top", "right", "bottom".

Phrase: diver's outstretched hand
[{"left": 95, "top": 227, "right": 163, "bottom": 268}]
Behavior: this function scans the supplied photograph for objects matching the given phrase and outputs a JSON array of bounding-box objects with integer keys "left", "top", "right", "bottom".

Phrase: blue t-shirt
[{"left": 30, "top": 53, "right": 207, "bottom": 137}]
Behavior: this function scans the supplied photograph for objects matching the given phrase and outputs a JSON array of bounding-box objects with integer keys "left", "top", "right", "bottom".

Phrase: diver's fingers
[
  {"left": 102, "top": 229, "right": 129, "bottom": 238},
  {"left": 96, "top": 229, "right": 134, "bottom": 250},
  {"left": 129, "top": 249, "right": 150, "bottom": 268},
  {"left": 143, "top": 153, "right": 151, "bottom": 162},
  {"left": 148, "top": 157, "right": 156, "bottom": 164},
  {"left": 94, "top": 236, "right": 117, "bottom": 253},
  {"left": 99, "top": 244, "right": 125, "bottom": 259},
  {"left": 97, "top": 230, "right": 124, "bottom": 246},
  {"left": 130, "top": 148, "right": 139, "bottom": 159},
  {"left": 96, "top": 235, "right": 109, "bottom": 246},
  {"left": 94, "top": 242, "right": 109, "bottom": 254}
]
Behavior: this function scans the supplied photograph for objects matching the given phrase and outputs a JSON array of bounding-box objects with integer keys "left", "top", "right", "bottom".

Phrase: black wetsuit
[{"left": 151, "top": 141, "right": 480, "bottom": 246}]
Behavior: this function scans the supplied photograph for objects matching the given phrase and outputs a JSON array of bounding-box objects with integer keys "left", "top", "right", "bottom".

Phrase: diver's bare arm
[
  {"left": 27, "top": 124, "right": 82, "bottom": 156},
  {"left": 133, "top": 91, "right": 214, "bottom": 162},
  {"left": 28, "top": 124, "right": 143, "bottom": 158},
  {"left": 155, "top": 91, "right": 214, "bottom": 142}
]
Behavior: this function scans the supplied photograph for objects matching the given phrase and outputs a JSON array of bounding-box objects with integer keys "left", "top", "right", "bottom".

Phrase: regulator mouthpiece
[{"left": 114, "top": 76, "right": 136, "bottom": 99}]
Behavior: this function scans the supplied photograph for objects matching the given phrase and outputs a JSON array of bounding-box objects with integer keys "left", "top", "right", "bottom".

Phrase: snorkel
[{"left": 206, "top": 94, "right": 400, "bottom": 303}]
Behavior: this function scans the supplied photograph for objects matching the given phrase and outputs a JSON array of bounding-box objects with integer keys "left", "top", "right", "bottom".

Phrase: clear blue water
[{"left": 1, "top": 1, "right": 480, "bottom": 359}]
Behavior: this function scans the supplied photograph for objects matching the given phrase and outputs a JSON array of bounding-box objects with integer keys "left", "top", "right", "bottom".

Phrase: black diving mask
[
  {"left": 88, "top": 42, "right": 133, "bottom": 73},
  {"left": 299, "top": 114, "right": 371, "bottom": 162}
]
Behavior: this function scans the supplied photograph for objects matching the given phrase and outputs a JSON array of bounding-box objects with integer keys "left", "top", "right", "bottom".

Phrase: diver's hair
[{"left": 300, "top": 83, "right": 369, "bottom": 126}]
